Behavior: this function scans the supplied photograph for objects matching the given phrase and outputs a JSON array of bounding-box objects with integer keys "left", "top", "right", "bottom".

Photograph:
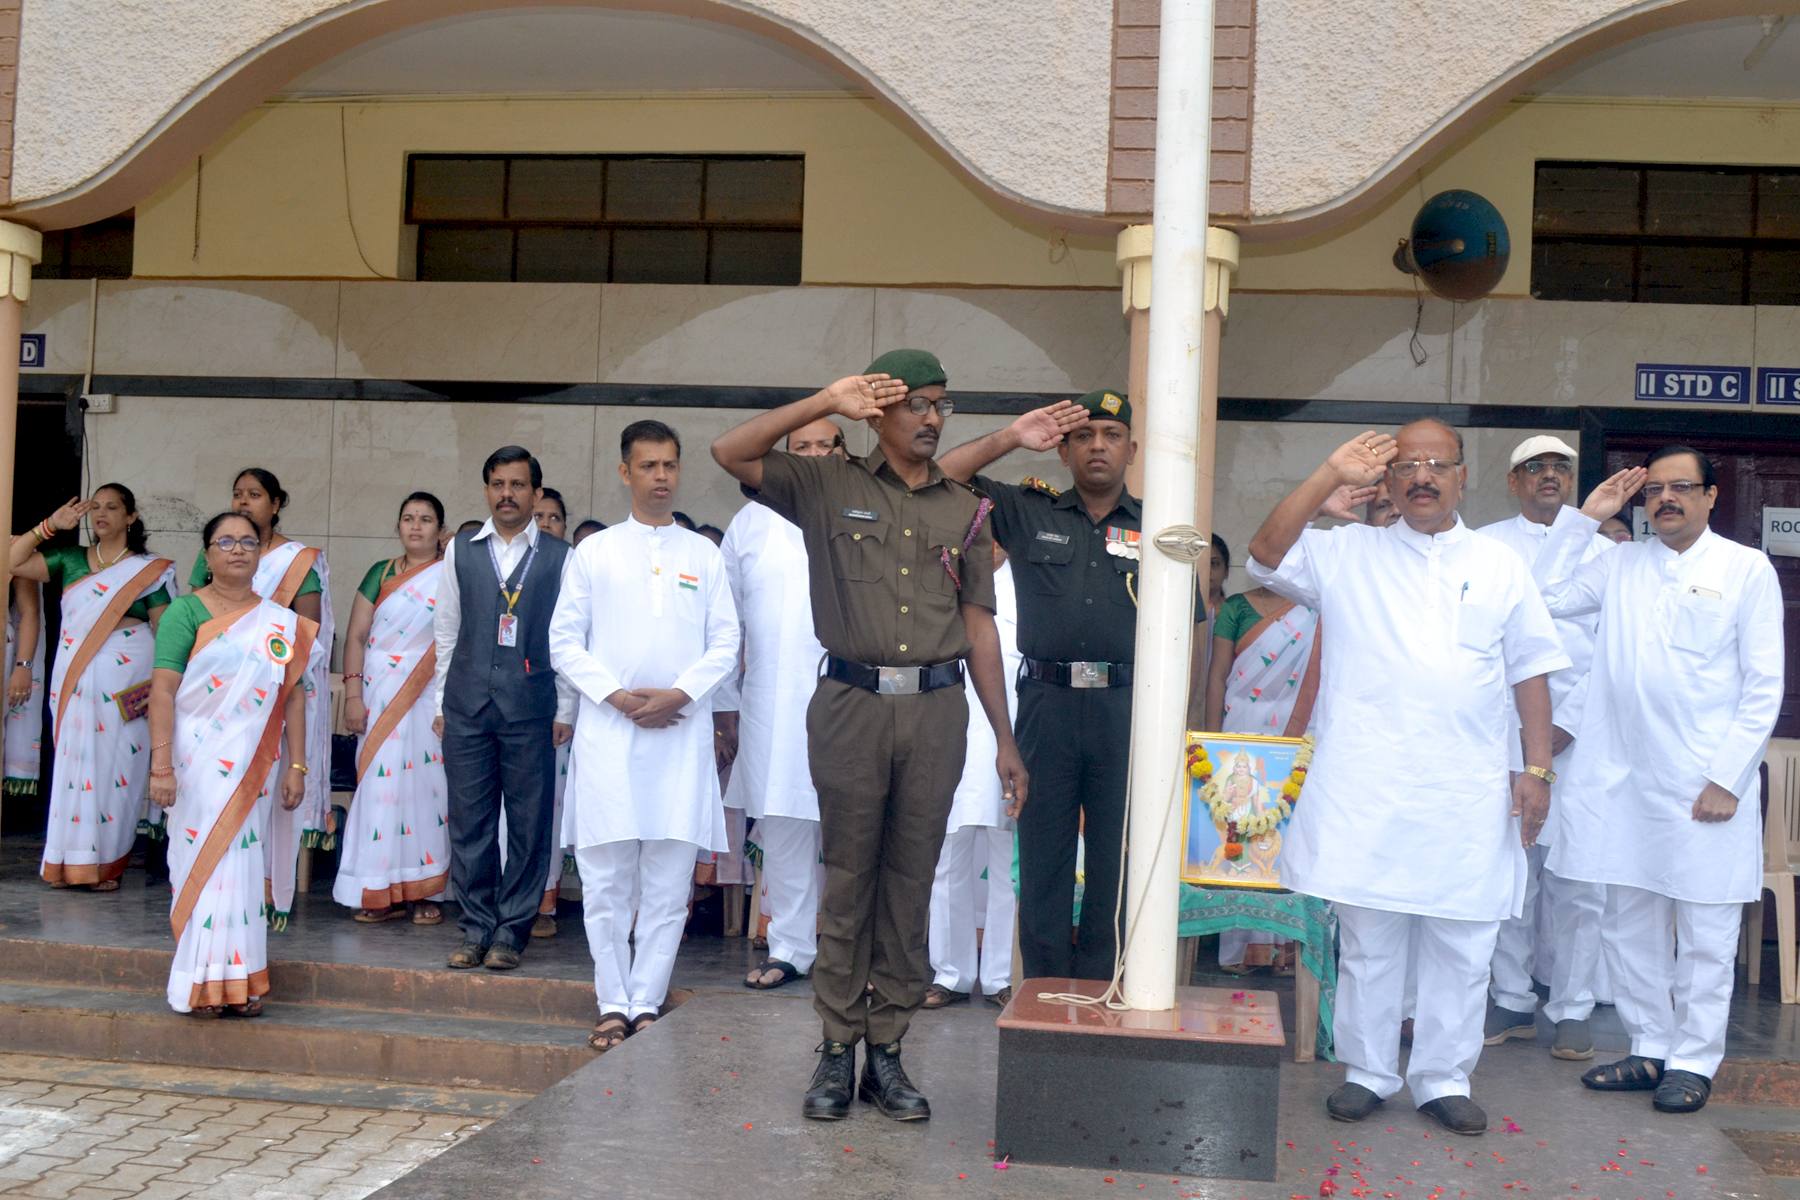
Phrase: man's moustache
[
  {"left": 1657, "top": 504, "right": 1682, "bottom": 517},
  {"left": 1407, "top": 485, "right": 1440, "bottom": 499}
]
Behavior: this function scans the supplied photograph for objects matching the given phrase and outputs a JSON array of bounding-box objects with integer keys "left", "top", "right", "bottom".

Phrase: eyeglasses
[
  {"left": 210, "top": 537, "right": 258, "bottom": 552},
  {"left": 1518, "top": 460, "right": 1573, "bottom": 477},
  {"left": 1386, "top": 459, "right": 1463, "bottom": 479},
  {"left": 906, "top": 396, "right": 955, "bottom": 417},
  {"left": 1642, "top": 481, "right": 1706, "bottom": 499}
]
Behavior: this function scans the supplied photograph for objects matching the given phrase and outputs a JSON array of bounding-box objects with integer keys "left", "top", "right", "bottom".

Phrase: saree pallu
[
  {"left": 252, "top": 542, "right": 335, "bottom": 922},
  {"left": 5, "top": 602, "right": 45, "bottom": 794},
  {"left": 1219, "top": 602, "right": 1322, "bottom": 738},
  {"left": 166, "top": 598, "right": 315, "bottom": 1012},
  {"left": 332, "top": 561, "right": 449, "bottom": 910},
  {"left": 42, "top": 555, "right": 176, "bottom": 884}
]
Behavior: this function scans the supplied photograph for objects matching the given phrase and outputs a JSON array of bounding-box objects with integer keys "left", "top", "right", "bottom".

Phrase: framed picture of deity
[{"left": 1180, "top": 732, "right": 1314, "bottom": 889}]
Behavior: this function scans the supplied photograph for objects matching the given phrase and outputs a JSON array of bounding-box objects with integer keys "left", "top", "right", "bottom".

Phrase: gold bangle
[{"left": 289, "top": 763, "right": 308, "bottom": 774}]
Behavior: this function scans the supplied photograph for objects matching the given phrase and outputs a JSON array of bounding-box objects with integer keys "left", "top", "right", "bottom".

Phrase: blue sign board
[
  {"left": 1634, "top": 363, "right": 1750, "bottom": 403},
  {"left": 1761, "top": 368, "right": 1800, "bottom": 406},
  {"left": 17, "top": 333, "right": 43, "bottom": 368}
]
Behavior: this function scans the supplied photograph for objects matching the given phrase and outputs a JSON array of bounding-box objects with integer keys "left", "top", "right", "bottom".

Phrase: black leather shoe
[
  {"left": 859, "top": 1042, "right": 931, "bottom": 1120},
  {"left": 1418, "top": 1095, "right": 1488, "bottom": 1135},
  {"left": 802, "top": 1041, "right": 856, "bottom": 1121},
  {"left": 483, "top": 944, "right": 522, "bottom": 971},
  {"left": 447, "top": 942, "right": 488, "bottom": 970},
  {"left": 1326, "top": 1082, "right": 1384, "bottom": 1123},
  {"left": 1652, "top": 1069, "right": 1711, "bottom": 1114}
]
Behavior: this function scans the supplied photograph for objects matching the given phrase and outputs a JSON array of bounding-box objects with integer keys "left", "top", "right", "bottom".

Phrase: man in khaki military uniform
[{"left": 713, "top": 349, "right": 1028, "bottom": 1123}]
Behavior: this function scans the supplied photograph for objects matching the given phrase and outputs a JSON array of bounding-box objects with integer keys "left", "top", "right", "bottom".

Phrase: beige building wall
[{"left": 131, "top": 96, "right": 1117, "bottom": 288}]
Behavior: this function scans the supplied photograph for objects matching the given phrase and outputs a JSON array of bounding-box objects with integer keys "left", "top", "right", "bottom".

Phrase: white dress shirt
[
  {"left": 947, "top": 560, "right": 1021, "bottom": 831},
  {"left": 1535, "top": 515, "right": 1785, "bottom": 903},
  {"left": 431, "top": 516, "right": 577, "bottom": 723},
  {"left": 1247, "top": 516, "right": 1569, "bottom": 921}
]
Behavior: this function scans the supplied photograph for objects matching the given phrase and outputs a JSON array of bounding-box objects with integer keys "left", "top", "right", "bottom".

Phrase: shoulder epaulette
[{"left": 1018, "top": 475, "right": 1061, "bottom": 497}]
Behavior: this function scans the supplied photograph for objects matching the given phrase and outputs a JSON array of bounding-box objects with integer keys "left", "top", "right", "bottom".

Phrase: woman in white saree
[
  {"left": 334, "top": 493, "right": 450, "bottom": 925},
  {"left": 11, "top": 485, "right": 176, "bottom": 890},
  {"left": 150, "top": 513, "right": 313, "bottom": 1017}
]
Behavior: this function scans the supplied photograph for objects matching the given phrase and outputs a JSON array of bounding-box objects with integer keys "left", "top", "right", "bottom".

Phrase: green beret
[
  {"left": 1077, "top": 388, "right": 1131, "bottom": 427},
  {"left": 866, "top": 348, "right": 947, "bottom": 393}
]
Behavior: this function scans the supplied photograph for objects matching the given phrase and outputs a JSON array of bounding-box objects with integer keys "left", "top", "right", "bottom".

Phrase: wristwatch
[{"left": 1524, "top": 765, "right": 1556, "bottom": 784}]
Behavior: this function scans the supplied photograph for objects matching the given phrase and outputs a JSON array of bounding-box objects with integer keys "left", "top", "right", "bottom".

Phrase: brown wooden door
[{"left": 1603, "top": 436, "right": 1800, "bottom": 737}]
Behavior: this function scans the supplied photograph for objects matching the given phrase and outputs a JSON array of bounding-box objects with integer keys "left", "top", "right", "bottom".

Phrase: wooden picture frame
[{"left": 1181, "top": 732, "right": 1311, "bottom": 890}]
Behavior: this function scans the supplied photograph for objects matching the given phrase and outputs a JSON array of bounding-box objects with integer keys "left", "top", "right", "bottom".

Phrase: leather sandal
[
  {"left": 744, "top": 959, "right": 804, "bottom": 990},
  {"left": 229, "top": 998, "right": 263, "bottom": 1018},
  {"left": 90, "top": 878, "right": 121, "bottom": 893},
  {"left": 355, "top": 906, "right": 405, "bottom": 923},
  {"left": 589, "top": 1012, "right": 630, "bottom": 1051},
  {"left": 632, "top": 1013, "right": 658, "bottom": 1035},
  {"left": 410, "top": 902, "right": 443, "bottom": 925},
  {"left": 1652, "top": 1069, "right": 1711, "bottom": 1113},
  {"left": 1581, "top": 1054, "right": 1664, "bottom": 1091},
  {"left": 921, "top": 984, "right": 968, "bottom": 1009}
]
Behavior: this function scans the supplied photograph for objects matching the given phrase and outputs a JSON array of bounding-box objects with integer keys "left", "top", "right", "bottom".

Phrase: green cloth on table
[
  {"left": 1179, "top": 884, "right": 1337, "bottom": 1061},
  {"left": 43, "top": 546, "right": 171, "bottom": 622}
]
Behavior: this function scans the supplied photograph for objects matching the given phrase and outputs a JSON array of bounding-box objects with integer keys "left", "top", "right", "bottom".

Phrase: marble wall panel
[
  {"left": 94, "top": 281, "right": 341, "bottom": 378},
  {"left": 324, "top": 534, "right": 407, "bottom": 661},
  {"left": 21, "top": 279, "right": 95, "bottom": 374},
  {"left": 1219, "top": 294, "right": 1454, "bottom": 404},
  {"left": 597, "top": 285, "right": 874, "bottom": 388},
  {"left": 871, "top": 289, "right": 1128, "bottom": 394},
  {"left": 1451, "top": 298, "right": 1758, "bottom": 409},
  {"left": 338, "top": 282, "right": 601, "bottom": 383},
  {"left": 330, "top": 400, "right": 596, "bottom": 538}
]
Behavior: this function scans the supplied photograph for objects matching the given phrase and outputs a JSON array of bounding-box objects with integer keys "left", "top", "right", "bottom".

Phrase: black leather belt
[
  {"left": 1022, "top": 657, "right": 1133, "bottom": 688},
  {"left": 824, "top": 655, "right": 964, "bottom": 695}
]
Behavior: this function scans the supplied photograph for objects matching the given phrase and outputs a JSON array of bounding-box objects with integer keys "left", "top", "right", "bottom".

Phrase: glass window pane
[
  {"left": 508, "top": 158, "right": 606, "bottom": 221},
  {"left": 1750, "top": 248, "right": 1800, "bottom": 307},
  {"left": 611, "top": 229, "right": 707, "bottom": 283},
  {"left": 606, "top": 160, "right": 703, "bottom": 222},
  {"left": 705, "top": 159, "right": 804, "bottom": 224},
  {"left": 409, "top": 158, "right": 506, "bottom": 222},
  {"left": 1758, "top": 173, "right": 1800, "bottom": 239},
  {"left": 709, "top": 229, "right": 803, "bottom": 285},
  {"left": 1534, "top": 165, "right": 1640, "bottom": 234},
  {"left": 515, "top": 227, "right": 609, "bottom": 283},
  {"left": 1531, "top": 240, "right": 1635, "bottom": 302},
  {"left": 1638, "top": 244, "right": 1744, "bottom": 305},
  {"left": 1645, "top": 169, "right": 1752, "bottom": 237},
  {"left": 417, "top": 227, "right": 513, "bottom": 282}
]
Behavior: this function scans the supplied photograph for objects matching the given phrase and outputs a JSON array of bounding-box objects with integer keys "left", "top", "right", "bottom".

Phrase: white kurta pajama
[
  {"left": 1477, "top": 508, "right": 1613, "bottom": 1025},
  {"left": 929, "top": 561, "right": 1021, "bottom": 996},
  {"left": 1249, "top": 517, "right": 1567, "bottom": 1104},
  {"left": 549, "top": 518, "right": 740, "bottom": 1021},
  {"left": 720, "top": 499, "right": 826, "bottom": 973},
  {"left": 1536, "top": 516, "right": 1784, "bottom": 1077}
]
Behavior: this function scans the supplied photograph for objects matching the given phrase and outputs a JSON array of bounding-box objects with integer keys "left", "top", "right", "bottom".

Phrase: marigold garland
[{"left": 1187, "top": 734, "right": 1315, "bottom": 842}]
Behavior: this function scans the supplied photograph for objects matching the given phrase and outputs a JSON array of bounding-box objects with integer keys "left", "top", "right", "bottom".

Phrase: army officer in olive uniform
[
  {"left": 712, "top": 349, "right": 1028, "bottom": 1124},
  {"left": 938, "top": 389, "right": 1191, "bottom": 983}
]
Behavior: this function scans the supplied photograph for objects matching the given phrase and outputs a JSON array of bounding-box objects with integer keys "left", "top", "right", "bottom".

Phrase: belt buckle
[
  {"left": 877, "top": 666, "right": 921, "bottom": 696},
  {"left": 1070, "top": 661, "right": 1105, "bottom": 689}
]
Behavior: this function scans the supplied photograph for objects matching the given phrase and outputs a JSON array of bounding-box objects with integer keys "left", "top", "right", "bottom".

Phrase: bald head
[
  {"left": 787, "top": 417, "right": 846, "bottom": 458},
  {"left": 1389, "top": 419, "right": 1466, "bottom": 534}
]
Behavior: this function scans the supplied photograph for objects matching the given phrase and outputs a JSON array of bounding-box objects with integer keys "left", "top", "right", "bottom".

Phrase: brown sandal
[
  {"left": 190, "top": 1006, "right": 224, "bottom": 1019},
  {"left": 632, "top": 1013, "right": 658, "bottom": 1034},
  {"left": 589, "top": 1012, "right": 630, "bottom": 1051},
  {"left": 922, "top": 984, "right": 969, "bottom": 1009},
  {"left": 229, "top": 998, "right": 263, "bottom": 1018},
  {"left": 355, "top": 906, "right": 405, "bottom": 923},
  {"left": 410, "top": 902, "right": 443, "bottom": 925},
  {"left": 90, "top": 878, "right": 121, "bottom": 893}
]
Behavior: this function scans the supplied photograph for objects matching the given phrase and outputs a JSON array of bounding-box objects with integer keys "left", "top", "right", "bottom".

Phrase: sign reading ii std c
[{"left": 1635, "top": 364, "right": 1749, "bottom": 403}]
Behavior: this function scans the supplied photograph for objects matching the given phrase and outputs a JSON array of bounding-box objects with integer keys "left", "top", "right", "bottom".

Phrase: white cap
[{"left": 1509, "top": 435, "right": 1579, "bottom": 469}]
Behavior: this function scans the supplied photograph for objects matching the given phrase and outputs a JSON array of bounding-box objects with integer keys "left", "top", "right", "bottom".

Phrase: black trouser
[
  {"left": 1014, "top": 678, "right": 1132, "bottom": 982},
  {"left": 807, "top": 677, "right": 967, "bottom": 1047},
  {"left": 444, "top": 703, "right": 556, "bottom": 953}
]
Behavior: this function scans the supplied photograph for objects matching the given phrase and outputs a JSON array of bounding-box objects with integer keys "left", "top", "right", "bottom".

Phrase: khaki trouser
[{"left": 807, "top": 676, "right": 967, "bottom": 1046}]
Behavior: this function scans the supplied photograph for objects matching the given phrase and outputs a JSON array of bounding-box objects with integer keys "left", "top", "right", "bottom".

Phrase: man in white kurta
[
  {"left": 1247, "top": 421, "right": 1568, "bottom": 1135},
  {"left": 1535, "top": 446, "right": 1783, "bottom": 1113},
  {"left": 549, "top": 421, "right": 741, "bottom": 1040},
  {"left": 1476, "top": 436, "right": 1613, "bottom": 1060},
  {"left": 926, "top": 556, "right": 1022, "bottom": 1006},
  {"left": 723, "top": 417, "right": 845, "bottom": 989}
]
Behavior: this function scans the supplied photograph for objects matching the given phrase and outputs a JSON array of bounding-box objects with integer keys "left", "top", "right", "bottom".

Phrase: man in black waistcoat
[{"left": 431, "top": 446, "right": 575, "bottom": 970}]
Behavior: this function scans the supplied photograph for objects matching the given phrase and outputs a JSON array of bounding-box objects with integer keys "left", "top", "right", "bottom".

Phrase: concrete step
[{"left": 0, "top": 980, "right": 596, "bottom": 1094}]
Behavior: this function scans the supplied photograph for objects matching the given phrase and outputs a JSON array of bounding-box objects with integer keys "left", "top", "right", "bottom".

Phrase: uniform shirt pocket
[
  {"left": 829, "top": 516, "right": 888, "bottom": 583},
  {"left": 1022, "top": 529, "right": 1075, "bottom": 594},
  {"left": 1666, "top": 591, "right": 1729, "bottom": 656},
  {"left": 1109, "top": 548, "right": 1140, "bottom": 608},
  {"left": 922, "top": 525, "right": 967, "bottom": 597}
]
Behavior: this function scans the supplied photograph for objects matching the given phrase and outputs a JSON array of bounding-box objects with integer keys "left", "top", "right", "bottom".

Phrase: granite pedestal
[{"left": 994, "top": 978, "right": 1284, "bottom": 1180}]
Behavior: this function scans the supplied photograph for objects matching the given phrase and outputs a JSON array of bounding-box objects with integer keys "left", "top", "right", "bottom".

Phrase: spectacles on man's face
[
  {"left": 210, "top": 537, "right": 257, "bottom": 552},
  {"left": 1386, "top": 459, "right": 1463, "bottom": 479},
  {"left": 905, "top": 395, "right": 954, "bottom": 417},
  {"left": 1518, "top": 459, "right": 1573, "bottom": 477},
  {"left": 1642, "top": 481, "right": 1706, "bottom": 499}
]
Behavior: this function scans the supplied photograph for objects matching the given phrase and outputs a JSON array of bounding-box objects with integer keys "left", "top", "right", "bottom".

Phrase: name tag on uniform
[
  {"left": 841, "top": 508, "right": 880, "bottom": 521},
  {"left": 1034, "top": 530, "right": 1070, "bottom": 545},
  {"left": 498, "top": 614, "right": 518, "bottom": 647}
]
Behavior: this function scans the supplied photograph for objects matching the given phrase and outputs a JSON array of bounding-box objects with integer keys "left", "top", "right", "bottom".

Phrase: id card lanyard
[{"left": 488, "top": 534, "right": 539, "bottom": 647}]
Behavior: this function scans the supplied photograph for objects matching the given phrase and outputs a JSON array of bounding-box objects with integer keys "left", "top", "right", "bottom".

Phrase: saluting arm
[
  {"left": 963, "top": 602, "right": 1029, "bottom": 816},
  {"left": 1248, "top": 432, "right": 1395, "bottom": 570},
  {"left": 711, "top": 375, "right": 910, "bottom": 488},
  {"left": 938, "top": 402, "right": 1089, "bottom": 484}
]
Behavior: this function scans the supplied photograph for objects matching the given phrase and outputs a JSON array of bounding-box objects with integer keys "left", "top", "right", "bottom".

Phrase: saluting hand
[
  {"left": 1011, "top": 400, "right": 1089, "bottom": 452},
  {"left": 824, "top": 373, "right": 910, "bottom": 421},
  {"left": 1315, "top": 483, "right": 1379, "bottom": 523},
  {"left": 1580, "top": 466, "right": 1648, "bottom": 522},
  {"left": 45, "top": 496, "right": 93, "bottom": 534},
  {"left": 1325, "top": 432, "right": 1397, "bottom": 487}
]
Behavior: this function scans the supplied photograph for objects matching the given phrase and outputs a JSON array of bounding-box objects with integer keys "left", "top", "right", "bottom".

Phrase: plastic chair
[{"left": 1743, "top": 737, "right": 1800, "bottom": 1003}]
